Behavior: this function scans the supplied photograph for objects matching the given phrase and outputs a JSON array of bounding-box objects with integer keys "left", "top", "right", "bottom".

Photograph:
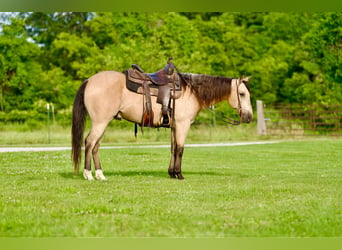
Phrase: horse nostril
[{"left": 242, "top": 112, "right": 253, "bottom": 123}]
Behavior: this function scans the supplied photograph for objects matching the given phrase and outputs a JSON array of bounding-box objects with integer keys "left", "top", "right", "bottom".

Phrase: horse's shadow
[{"left": 59, "top": 169, "right": 224, "bottom": 179}]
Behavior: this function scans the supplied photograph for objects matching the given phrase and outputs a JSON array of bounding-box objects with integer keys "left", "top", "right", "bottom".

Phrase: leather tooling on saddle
[{"left": 123, "top": 58, "right": 182, "bottom": 127}]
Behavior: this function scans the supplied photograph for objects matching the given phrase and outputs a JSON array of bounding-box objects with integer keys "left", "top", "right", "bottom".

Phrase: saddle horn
[{"left": 165, "top": 57, "right": 175, "bottom": 75}]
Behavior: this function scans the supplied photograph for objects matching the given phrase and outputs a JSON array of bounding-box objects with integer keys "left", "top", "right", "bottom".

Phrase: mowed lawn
[{"left": 0, "top": 139, "right": 341, "bottom": 237}]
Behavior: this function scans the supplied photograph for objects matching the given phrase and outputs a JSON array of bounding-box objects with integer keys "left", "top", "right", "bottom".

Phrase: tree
[
  {"left": 1, "top": 12, "right": 341, "bottom": 125},
  {"left": 283, "top": 12, "right": 342, "bottom": 104},
  {"left": 22, "top": 12, "right": 92, "bottom": 47},
  {"left": 0, "top": 17, "right": 42, "bottom": 111}
]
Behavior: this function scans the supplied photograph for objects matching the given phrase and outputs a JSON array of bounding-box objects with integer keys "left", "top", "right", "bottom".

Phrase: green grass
[{"left": 0, "top": 139, "right": 341, "bottom": 237}]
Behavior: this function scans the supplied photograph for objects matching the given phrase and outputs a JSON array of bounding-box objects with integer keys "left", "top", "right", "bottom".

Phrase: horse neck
[{"left": 183, "top": 73, "right": 233, "bottom": 108}]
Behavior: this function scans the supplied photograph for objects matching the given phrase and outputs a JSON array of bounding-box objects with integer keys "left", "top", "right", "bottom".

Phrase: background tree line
[{"left": 0, "top": 12, "right": 341, "bottom": 126}]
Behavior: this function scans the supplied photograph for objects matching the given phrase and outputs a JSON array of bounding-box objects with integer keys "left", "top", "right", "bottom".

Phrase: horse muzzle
[{"left": 240, "top": 110, "right": 253, "bottom": 123}]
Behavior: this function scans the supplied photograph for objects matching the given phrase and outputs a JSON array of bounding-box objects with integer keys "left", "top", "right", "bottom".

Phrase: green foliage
[
  {"left": 0, "top": 17, "right": 42, "bottom": 111},
  {"left": 0, "top": 12, "right": 341, "bottom": 126}
]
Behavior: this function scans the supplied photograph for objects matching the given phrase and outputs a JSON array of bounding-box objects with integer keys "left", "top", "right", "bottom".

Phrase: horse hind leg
[
  {"left": 84, "top": 122, "right": 109, "bottom": 180},
  {"left": 93, "top": 140, "right": 106, "bottom": 180}
]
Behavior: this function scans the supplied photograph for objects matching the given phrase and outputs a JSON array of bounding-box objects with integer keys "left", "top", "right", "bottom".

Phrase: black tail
[{"left": 71, "top": 80, "right": 88, "bottom": 175}]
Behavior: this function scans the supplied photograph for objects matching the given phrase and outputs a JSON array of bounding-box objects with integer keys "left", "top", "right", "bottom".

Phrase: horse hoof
[
  {"left": 95, "top": 169, "right": 106, "bottom": 180},
  {"left": 83, "top": 170, "right": 94, "bottom": 180},
  {"left": 168, "top": 171, "right": 176, "bottom": 178},
  {"left": 177, "top": 174, "right": 185, "bottom": 180}
]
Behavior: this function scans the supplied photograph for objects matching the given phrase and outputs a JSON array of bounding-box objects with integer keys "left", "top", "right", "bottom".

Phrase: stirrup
[{"left": 161, "top": 113, "right": 171, "bottom": 127}]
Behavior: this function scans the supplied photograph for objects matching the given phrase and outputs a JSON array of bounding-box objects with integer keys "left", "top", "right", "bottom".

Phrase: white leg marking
[
  {"left": 83, "top": 169, "right": 94, "bottom": 181},
  {"left": 95, "top": 169, "right": 106, "bottom": 180}
]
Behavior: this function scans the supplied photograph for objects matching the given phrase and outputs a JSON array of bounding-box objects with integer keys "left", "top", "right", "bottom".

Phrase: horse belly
[{"left": 120, "top": 89, "right": 163, "bottom": 126}]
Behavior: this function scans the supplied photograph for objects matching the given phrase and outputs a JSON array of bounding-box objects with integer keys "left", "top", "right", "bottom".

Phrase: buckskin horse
[{"left": 72, "top": 60, "right": 253, "bottom": 180}]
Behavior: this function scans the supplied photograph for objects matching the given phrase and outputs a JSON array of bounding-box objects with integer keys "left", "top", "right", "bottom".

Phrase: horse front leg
[
  {"left": 168, "top": 120, "right": 190, "bottom": 180},
  {"left": 168, "top": 143, "right": 185, "bottom": 180},
  {"left": 168, "top": 126, "right": 177, "bottom": 178},
  {"left": 174, "top": 145, "right": 185, "bottom": 180}
]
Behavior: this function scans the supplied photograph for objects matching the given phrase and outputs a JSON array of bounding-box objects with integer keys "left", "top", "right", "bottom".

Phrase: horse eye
[{"left": 239, "top": 93, "right": 245, "bottom": 97}]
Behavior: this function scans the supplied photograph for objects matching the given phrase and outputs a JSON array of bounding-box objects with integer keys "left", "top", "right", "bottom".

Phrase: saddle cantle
[{"left": 123, "top": 59, "right": 182, "bottom": 127}]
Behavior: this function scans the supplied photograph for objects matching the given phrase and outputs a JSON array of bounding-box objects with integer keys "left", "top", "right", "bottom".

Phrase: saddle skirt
[{"left": 123, "top": 68, "right": 182, "bottom": 98}]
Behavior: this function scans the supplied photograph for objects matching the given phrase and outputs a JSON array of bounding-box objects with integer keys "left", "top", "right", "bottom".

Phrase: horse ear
[
  {"left": 239, "top": 75, "right": 244, "bottom": 81},
  {"left": 245, "top": 76, "right": 251, "bottom": 82}
]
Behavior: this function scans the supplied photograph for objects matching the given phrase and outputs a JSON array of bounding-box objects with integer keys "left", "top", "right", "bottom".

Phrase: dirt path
[{"left": 0, "top": 141, "right": 279, "bottom": 153}]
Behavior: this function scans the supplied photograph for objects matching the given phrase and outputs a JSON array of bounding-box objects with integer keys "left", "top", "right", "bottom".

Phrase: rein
[
  {"left": 223, "top": 116, "right": 241, "bottom": 126},
  {"left": 208, "top": 107, "right": 241, "bottom": 126},
  {"left": 208, "top": 80, "right": 243, "bottom": 126}
]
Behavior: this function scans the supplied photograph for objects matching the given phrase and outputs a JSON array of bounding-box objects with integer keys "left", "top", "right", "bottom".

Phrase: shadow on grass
[{"left": 59, "top": 169, "right": 225, "bottom": 179}]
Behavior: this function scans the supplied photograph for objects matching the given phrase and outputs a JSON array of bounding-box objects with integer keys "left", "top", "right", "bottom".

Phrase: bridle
[
  {"left": 235, "top": 80, "right": 243, "bottom": 117},
  {"left": 209, "top": 79, "right": 244, "bottom": 126},
  {"left": 223, "top": 79, "right": 243, "bottom": 125}
]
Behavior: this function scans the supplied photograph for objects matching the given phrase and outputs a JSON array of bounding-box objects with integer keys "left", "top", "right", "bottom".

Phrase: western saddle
[{"left": 123, "top": 58, "right": 182, "bottom": 127}]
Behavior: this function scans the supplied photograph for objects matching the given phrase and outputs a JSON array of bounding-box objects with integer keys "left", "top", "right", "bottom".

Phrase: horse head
[{"left": 228, "top": 76, "right": 253, "bottom": 123}]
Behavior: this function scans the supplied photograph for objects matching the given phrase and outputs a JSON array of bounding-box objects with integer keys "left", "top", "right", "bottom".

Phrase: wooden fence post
[{"left": 257, "top": 100, "right": 267, "bottom": 135}]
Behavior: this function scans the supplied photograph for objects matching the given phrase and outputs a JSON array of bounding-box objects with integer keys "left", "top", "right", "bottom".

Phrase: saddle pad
[{"left": 123, "top": 70, "right": 159, "bottom": 96}]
